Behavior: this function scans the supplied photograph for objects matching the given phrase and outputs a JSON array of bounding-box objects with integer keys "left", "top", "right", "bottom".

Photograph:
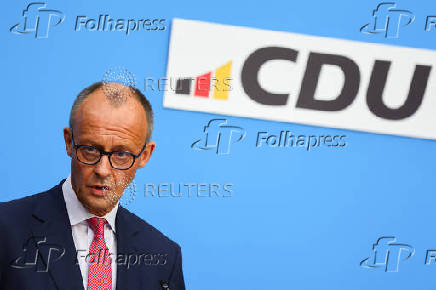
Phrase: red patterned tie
[{"left": 87, "top": 217, "right": 112, "bottom": 290}]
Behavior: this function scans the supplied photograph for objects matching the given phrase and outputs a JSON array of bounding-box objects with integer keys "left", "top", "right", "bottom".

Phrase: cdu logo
[
  {"left": 360, "top": 2, "right": 414, "bottom": 38},
  {"left": 175, "top": 61, "right": 232, "bottom": 100},
  {"left": 191, "top": 119, "right": 245, "bottom": 155},
  {"left": 10, "top": 2, "right": 65, "bottom": 39},
  {"left": 360, "top": 236, "right": 415, "bottom": 272}
]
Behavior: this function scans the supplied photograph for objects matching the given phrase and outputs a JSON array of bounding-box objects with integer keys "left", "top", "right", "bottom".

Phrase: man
[{"left": 0, "top": 82, "right": 185, "bottom": 290}]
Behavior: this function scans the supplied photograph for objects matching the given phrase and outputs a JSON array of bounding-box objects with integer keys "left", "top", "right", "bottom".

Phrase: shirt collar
[{"left": 62, "top": 174, "right": 119, "bottom": 232}]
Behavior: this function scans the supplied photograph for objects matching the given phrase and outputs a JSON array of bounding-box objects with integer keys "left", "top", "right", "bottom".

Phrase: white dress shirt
[{"left": 62, "top": 174, "right": 118, "bottom": 290}]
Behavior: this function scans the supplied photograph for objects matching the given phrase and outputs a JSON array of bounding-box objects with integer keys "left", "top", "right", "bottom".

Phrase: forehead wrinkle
[
  {"left": 73, "top": 89, "right": 147, "bottom": 148},
  {"left": 77, "top": 125, "right": 144, "bottom": 150}
]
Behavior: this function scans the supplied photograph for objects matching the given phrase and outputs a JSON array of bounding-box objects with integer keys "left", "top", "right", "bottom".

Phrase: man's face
[{"left": 63, "top": 85, "right": 155, "bottom": 216}]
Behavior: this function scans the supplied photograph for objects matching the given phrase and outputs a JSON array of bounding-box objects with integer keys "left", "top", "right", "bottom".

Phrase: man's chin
[{"left": 80, "top": 195, "right": 117, "bottom": 216}]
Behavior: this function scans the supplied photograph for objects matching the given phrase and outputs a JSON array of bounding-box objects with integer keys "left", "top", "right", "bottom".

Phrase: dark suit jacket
[{"left": 0, "top": 180, "right": 185, "bottom": 290}]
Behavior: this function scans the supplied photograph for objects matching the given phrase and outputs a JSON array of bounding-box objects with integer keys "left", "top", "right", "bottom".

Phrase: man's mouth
[{"left": 88, "top": 185, "right": 111, "bottom": 196}]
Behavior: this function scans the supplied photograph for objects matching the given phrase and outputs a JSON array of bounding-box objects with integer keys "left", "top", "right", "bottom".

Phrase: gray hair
[{"left": 69, "top": 82, "right": 154, "bottom": 142}]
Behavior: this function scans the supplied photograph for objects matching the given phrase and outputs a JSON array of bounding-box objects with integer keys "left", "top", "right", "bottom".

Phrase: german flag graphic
[{"left": 175, "top": 61, "right": 232, "bottom": 100}]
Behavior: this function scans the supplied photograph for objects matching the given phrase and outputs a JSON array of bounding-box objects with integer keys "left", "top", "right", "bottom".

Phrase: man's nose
[{"left": 94, "top": 155, "right": 112, "bottom": 177}]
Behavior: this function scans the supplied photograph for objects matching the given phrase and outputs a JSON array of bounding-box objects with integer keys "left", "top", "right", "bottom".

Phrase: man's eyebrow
[
  {"left": 111, "top": 144, "right": 135, "bottom": 152},
  {"left": 77, "top": 138, "right": 135, "bottom": 152}
]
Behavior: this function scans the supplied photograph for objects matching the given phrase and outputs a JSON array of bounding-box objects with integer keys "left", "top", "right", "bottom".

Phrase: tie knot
[{"left": 87, "top": 217, "right": 107, "bottom": 236}]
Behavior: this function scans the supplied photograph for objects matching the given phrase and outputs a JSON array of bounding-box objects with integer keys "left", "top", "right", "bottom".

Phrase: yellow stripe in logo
[{"left": 212, "top": 61, "right": 232, "bottom": 100}]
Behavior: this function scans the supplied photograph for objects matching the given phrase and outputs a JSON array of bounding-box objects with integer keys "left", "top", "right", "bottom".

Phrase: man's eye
[
  {"left": 83, "top": 146, "right": 98, "bottom": 153},
  {"left": 114, "top": 151, "right": 130, "bottom": 158}
]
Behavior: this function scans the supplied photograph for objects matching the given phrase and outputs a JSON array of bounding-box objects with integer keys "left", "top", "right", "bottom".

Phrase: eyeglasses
[{"left": 70, "top": 129, "right": 147, "bottom": 170}]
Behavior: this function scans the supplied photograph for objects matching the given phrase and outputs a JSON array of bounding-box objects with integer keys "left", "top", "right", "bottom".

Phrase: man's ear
[
  {"left": 137, "top": 141, "right": 156, "bottom": 169},
  {"left": 63, "top": 127, "right": 73, "bottom": 157}
]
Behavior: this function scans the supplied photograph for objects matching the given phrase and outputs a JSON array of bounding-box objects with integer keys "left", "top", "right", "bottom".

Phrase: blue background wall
[{"left": 1, "top": 0, "right": 436, "bottom": 289}]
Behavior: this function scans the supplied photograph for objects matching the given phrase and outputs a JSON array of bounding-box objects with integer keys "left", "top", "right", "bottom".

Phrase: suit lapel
[
  {"left": 30, "top": 181, "right": 84, "bottom": 290},
  {"left": 115, "top": 207, "right": 142, "bottom": 290}
]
